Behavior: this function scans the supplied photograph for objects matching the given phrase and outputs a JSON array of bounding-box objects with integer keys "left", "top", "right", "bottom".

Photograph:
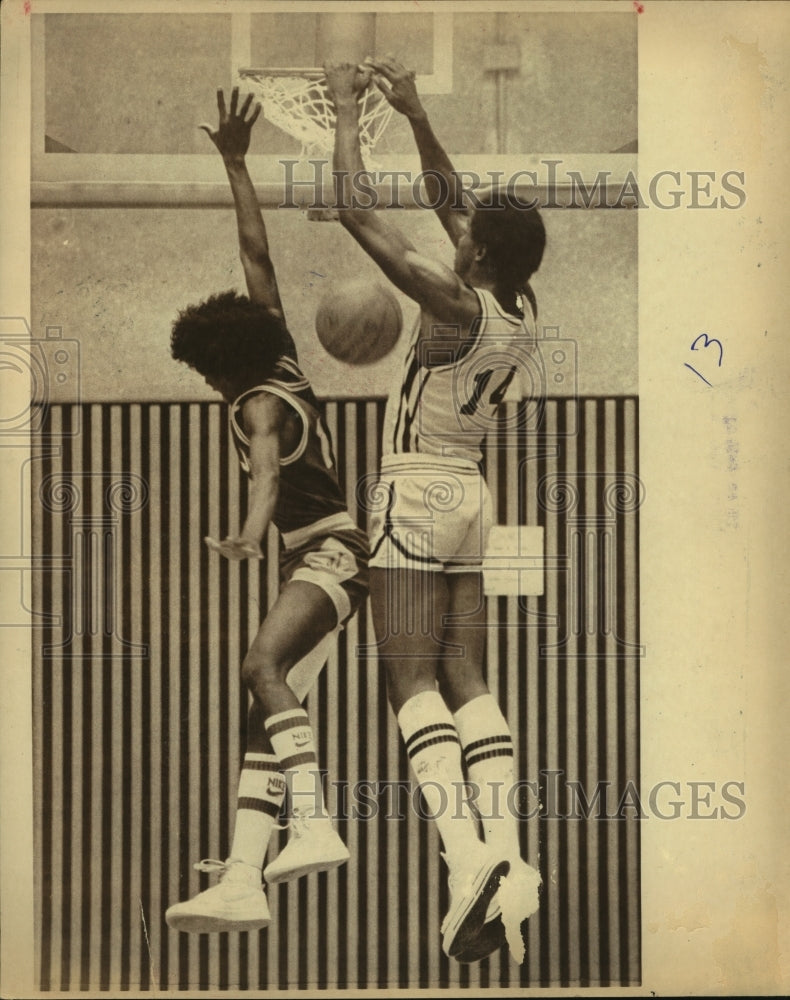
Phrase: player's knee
[
  {"left": 241, "top": 644, "right": 288, "bottom": 694},
  {"left": 240, "top": 651, "right": 262, "bottom": 693},
  {"left": 383, "top": 652, "right": 435, "bottom": 679},
  {"left": 382, "top": 656, "right": 437, "bottom": 708}
]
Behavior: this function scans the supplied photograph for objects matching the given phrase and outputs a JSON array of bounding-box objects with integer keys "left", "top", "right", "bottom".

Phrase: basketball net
[{"left": 238, "top": 69, "right": 394, "bottom": 164}]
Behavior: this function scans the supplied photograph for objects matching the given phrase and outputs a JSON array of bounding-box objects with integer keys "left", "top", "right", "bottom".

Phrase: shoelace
[
  {"left": 288, "top": 813, "right": 311, "bottom": 838},
  {"left": 281, "top": 810, "right": 330, "bottom": 838},
  {"left": 192, "top": 858, "right": 260, "bottom": 882},
  {"left": 193, "top": 858, "right": 228, "bottom": 875}
]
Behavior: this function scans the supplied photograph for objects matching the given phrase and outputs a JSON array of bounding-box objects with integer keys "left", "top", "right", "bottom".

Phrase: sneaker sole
[
  {"left": 442, "top": 859, "right": 510, "bottom": 959},
  {"left": 485, "top": 899, "right": 502, "bottom": 923},
  {"left": 165, "top": 911, "right": 270, "bottom": 934},
  {"left": 263, "top": 847, "right": 350, "bottom": 885},
  {"left": 453, "top": 916, "right": 507, "bottom": 963}
]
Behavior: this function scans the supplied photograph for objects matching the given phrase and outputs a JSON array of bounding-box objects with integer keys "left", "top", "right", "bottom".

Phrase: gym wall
[{"left": 32, "top": 206, "right": 637, "bottom": 402}]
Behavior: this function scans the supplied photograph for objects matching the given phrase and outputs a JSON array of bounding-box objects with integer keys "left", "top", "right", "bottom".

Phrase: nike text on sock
[
  {"left": 229, "top": 753, "right": 286, "bottom": 871},
  {"left": 265, "top": 709, "right": 328, "bottom": 818}
]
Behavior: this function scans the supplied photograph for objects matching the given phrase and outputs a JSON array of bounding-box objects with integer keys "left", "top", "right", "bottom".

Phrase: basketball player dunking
[
  {"left": 165, "top": 88, "right": 369, "bottom": 933},
  {"left": 325, "top": 61, "right": 545, "bottom": 963}
]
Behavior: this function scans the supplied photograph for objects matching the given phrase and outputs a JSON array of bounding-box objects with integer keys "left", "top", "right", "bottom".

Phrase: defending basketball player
[
  {"left": 164, "top": 88, "right": 369, "bottom": 933},
  {"left": 325, "top": 61, "right": 544, "bottom": 963}
]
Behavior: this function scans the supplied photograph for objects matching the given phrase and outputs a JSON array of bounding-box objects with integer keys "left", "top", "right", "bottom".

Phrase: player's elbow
[
  {"left": 250, "top": 454, "right": 280, "bottom": 488},
  {"left": 239, "top": 246, "right": 272, "bottom": 272},
  {"left": 247, "top": 440, "right": 281, "bottom": 490},
  {"left": 250, "top": 462, "right": 279, "bottom": 492},
  {"left": 337, "top": 207, "right": 369, "bottom": 234}
]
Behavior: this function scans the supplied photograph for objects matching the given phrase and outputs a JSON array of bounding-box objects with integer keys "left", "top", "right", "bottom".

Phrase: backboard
[{"left": 31, "top": 2, "right": 637, "bottom": 209}]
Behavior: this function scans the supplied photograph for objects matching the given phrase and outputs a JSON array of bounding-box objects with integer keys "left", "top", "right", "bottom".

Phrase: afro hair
[{"left": 170, "top": 291, "right": 294, "bottom": 390}]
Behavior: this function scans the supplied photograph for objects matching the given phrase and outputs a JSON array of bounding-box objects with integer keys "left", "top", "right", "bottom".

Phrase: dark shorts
[{"left": 280, "top": 524, "right": 369, "bottom": 626}]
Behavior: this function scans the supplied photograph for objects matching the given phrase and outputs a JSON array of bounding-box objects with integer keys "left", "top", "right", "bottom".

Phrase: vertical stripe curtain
[{"left": 32, "top": 396, "right": 640, "bottom": 990}]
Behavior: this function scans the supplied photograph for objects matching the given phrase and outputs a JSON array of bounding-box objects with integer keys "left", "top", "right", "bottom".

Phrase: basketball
[{"left": 315, "top": 278, "right": 402, "bottom": 365}]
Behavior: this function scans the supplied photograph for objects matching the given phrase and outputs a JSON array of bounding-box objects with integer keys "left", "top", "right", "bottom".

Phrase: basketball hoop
[{"left": 238, "top": 68, "right": 394, "bottom": 163}]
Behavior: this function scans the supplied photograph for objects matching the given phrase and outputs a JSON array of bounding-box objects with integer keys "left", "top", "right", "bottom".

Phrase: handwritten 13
[{"left": 685, "top": 333, "right": 723, "bottom": 387}]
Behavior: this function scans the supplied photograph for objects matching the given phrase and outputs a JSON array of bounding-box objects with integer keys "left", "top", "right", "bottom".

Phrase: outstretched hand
[
  {"left": 204, "top": 535, "right": 263, "bottom": 561},
  {"left": 199, "top": 87, "right": 261, "bottom": 159},
  {"left": 364, "top": 56, "right": 424, "bottom": 119},
  {"left": 323, "top": 62, "right": 372, "bottom": 105}
]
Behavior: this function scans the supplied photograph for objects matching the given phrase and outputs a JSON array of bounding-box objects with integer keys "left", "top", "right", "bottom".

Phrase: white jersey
[{"left": 382, "top": 286, "right": 537, "bottom": 465}]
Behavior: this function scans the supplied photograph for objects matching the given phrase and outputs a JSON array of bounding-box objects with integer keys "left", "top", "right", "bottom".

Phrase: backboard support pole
[{"left": 315, "top": 12, "right": 376, "bottom": 68}]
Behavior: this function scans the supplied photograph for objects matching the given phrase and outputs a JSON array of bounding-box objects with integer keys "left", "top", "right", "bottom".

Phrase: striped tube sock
[
  {"left": 229, "top": 752, "right": 286, "bottom": 870},
  {"left": 265, "top": 709, "right": 328, "bottom": 819},
  {"left": 454, "top": 694, "right": 521, "bottom": 857},
  {"left": 397, "top": 690, "right": 480, "bottom": 864}
]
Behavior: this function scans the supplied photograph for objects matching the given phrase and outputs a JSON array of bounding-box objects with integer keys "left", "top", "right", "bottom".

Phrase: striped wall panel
[{"left": 31, "top": 397, "right": 640, "bottom": 991}]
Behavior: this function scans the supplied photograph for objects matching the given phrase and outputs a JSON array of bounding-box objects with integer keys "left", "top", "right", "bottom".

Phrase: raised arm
[
  {"left": 200, "top": 87, "right": 285, "bottom": 319},
  {"left": 365, "top": 56, "right": 469, "bottom": 247},
  {"left": 325, "top": 63, "right": 477, "bottom": 324}
]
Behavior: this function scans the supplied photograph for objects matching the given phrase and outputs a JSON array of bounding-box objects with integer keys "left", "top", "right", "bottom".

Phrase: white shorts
[{"left": 368, "top": 453, "right": 493, "bottom": 574}]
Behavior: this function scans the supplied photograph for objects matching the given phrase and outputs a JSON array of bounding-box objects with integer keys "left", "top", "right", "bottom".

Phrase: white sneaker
[
  {"left": 165, "top": 858, "right": 270, "bottom": 934},
  {"left": 484, "top": 856, "right": 541, "bottom": 921},
  {"left": 484, "top": 857, "right": 542, "bottom": 965},
  {"left": 440, "top": 845, "right": 510, "bottom": 959},
  {"left": 263, "top": 812, "right": 350, "bottom": 884}
]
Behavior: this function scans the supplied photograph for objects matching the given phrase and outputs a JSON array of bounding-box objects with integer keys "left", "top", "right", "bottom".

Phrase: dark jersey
[{"left": 229, "top": 356, "right": 351, "bottom": 538}]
